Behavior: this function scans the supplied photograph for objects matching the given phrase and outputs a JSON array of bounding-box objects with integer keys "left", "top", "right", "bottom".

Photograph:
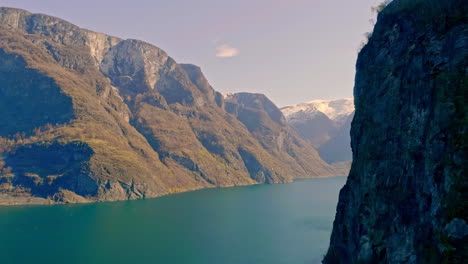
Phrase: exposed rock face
[
  {"left": 324, "top": 0, "right": 467, "bottom": 263},
  {"left": 281, "top": 98, "right": 354, "bottom": 163},
  {"left": 0, "top": 7, "right": 345, "bottom": 205}
]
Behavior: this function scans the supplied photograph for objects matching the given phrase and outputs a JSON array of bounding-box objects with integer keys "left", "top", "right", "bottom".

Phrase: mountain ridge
[
  {"left": 0, "top": 7, "right": 347, "bottom": 205},
  {"left": 281, "top": 98, "right": 354, "bottom": 163},
  {"left": 281, "top": 98, "right": 354, "bottom": 124}
]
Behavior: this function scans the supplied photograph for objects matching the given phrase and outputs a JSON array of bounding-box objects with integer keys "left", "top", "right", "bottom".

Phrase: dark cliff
[
  {"left": 324, "top": 0, "right": 467, "bottom": 263},
  {"left": 0, "top": 8, "right": 344, "bottom": 205}
]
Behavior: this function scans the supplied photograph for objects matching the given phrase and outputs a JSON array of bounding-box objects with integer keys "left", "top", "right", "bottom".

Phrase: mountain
[
  {"left": 324, "top": 0, "right": 467, "bottom": 263},
  {"left": 0, "top": 7, "right": 345, "bottom": 205},
  {"left": 223, "top": 93, "right": 345, "bottom": 179},
  {"left": 281, "top": 98, "right": 354, "bottom": 163},
  {"left": 318, "top": 112, "right": 354, "bottom": 163}
]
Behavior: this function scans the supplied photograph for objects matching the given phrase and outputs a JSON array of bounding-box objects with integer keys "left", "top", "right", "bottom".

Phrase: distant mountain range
[
  {"left": 281, "top": 98, "right": 354, "bottom": 163},
  {"left": 0, "top": 7, "right": 348, "bottom": 205}
]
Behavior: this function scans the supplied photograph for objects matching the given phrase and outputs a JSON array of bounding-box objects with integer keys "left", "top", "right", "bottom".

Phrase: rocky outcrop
[
  {"left": 323, "top": 0, "right": 467, "bottom": 263},
  {"left": 0, "top": 7, "right": 345, "bottom": 205}
]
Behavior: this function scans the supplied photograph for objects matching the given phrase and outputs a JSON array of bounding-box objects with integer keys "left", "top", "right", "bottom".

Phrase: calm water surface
[{"left": 0, "top": 177, "right": 346, "bottom": 264}]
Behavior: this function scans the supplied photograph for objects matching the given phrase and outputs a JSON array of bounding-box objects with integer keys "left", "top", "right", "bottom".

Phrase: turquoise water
[{"left": 0, "top": 177, "right": 346, "bottom": 264}]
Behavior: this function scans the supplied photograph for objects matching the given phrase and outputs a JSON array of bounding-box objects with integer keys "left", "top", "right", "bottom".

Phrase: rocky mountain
[
  {"left": 281, "top": 98, "right": 354, "bottom": 126},
  {"left": 223, "top": 93, "right": 343, "bottom": 179},
  {"left": 281, "top": 98, "right": 354, "bottom": 163},
  {"left": 324, "top": 0, "right": 467, "bottom": 263},
  {"left": 0, "top": 7, "right": 346, "bottom": 205}
]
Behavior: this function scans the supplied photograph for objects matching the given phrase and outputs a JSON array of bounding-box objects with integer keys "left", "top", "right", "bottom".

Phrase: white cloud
[{"left": 216, "top": 44, "right": 239, "bottom": 58}]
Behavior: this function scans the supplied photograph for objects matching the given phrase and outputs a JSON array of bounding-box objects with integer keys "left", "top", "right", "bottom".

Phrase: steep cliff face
[
  {"left": 324, "top": 0, "right": 467, "bottom": 263},
  {"left": 0, "top": 7, "right": 344, "bottom": 205}
]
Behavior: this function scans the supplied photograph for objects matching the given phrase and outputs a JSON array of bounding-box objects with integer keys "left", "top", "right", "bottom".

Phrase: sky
[{"left": 0, "top": 0, "right": 383, "bottom": 106}]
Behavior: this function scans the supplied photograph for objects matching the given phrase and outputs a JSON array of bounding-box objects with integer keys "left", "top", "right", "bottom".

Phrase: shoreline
[{"left": 0, "top": 175, "right": 348, "bottom": 207}]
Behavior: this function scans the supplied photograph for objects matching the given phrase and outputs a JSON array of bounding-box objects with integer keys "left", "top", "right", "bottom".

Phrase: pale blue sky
[{"left": 0, "top": 0, "right": 382, "bottom": 106}]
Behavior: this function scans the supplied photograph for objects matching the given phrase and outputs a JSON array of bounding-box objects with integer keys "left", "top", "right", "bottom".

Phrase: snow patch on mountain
[{"left": 281, "top": 98, "right": 354, "bottom": 125}]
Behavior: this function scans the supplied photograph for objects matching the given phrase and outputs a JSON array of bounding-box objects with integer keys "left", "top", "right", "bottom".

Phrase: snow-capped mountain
[
  {"left": 280, "top": 98, "right": 354, "bottom": 163},
  {"left": 281, "top": 98, "right": 354, "bottom": 125}
]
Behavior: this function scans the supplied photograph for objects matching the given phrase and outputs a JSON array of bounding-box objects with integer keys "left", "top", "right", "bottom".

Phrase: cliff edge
[{"left": 324, "top": 0, "right": 467, "bottom": 263}]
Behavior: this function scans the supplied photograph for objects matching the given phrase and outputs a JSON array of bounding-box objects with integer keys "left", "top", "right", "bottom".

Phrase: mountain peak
[
  {"left": 280, "top": 98, "right": 354, "bottom": 162},
  {"left": 0, "top": 6, "right": 122, "bottom": 64},
  {"left": 281, "top": 98, "right": 354, "bottom": 122}
]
